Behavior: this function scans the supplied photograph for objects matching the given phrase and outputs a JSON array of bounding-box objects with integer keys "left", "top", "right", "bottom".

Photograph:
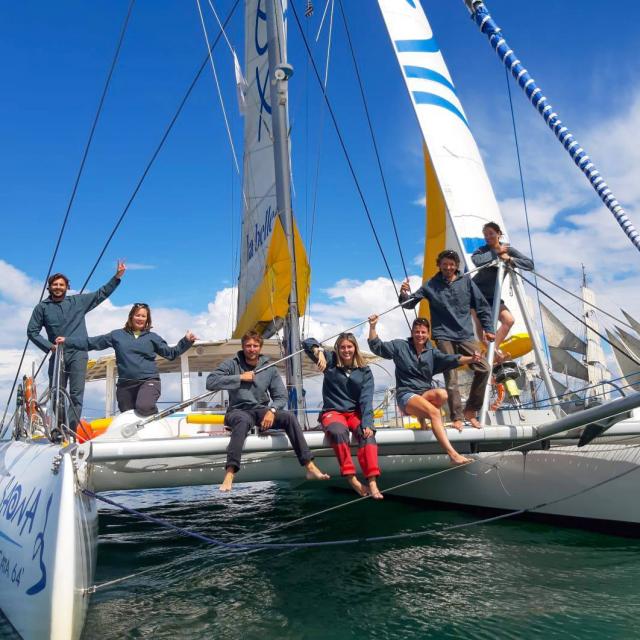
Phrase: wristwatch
[{"left": 269, "top": 407, "right": 276, "bottom": 414}]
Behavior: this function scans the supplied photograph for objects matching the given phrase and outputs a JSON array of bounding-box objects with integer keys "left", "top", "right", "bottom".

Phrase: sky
[{"left": 1, "top": 0, "right": 640, "bottom": 419}]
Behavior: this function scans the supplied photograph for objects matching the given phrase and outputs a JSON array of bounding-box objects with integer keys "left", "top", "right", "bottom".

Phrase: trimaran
[{"left": 2, "top": 1, "right": 640, "bottom": 638}]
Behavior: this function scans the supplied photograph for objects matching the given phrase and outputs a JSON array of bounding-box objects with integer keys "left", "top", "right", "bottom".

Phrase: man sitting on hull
[
  {"left": 399, "top": 249, "right": 494, "bottom": 430},
  {"left": 206, "top": 330, "right": 329, "bottom": 492}
]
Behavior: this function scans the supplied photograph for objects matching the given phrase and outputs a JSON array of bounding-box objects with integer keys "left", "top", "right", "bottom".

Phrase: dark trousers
[
  {"left": 436, "top": 339, "right": 490, "bottom": 420},
  {"left": 224, "top": 408, "right": 314, "bottom": 472},
  {"left": 48, "top": 349, "right": 88, "bottom": 432},
  {"left": 116, "top": 378, "right": 161, "bottom": 417}
]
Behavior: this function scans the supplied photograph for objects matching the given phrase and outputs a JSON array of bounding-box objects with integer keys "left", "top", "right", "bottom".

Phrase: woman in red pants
[{"left": 304, "top": 334, "right": 382, "bottom": 499}]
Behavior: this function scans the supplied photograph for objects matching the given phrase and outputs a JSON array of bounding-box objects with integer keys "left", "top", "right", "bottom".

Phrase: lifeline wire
[
  {"left": 0, "top": 0, "right": 136, "bottom": 434},
  {"left": 83, "top": 411, "right": 640, "bottom": 560}
]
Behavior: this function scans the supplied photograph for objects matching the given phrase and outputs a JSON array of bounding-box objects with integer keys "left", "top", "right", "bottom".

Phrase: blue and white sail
[{"left": 378, "top": 0, "right": 531, "bottom": 355}]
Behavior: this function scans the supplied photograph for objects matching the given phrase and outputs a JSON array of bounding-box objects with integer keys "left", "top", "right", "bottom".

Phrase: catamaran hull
[
  {"left": 0, "top": 441, "right": 97, "bottom": 640},
  {"left": 387, "top": 440, "right": 640, "bottom": 530}
]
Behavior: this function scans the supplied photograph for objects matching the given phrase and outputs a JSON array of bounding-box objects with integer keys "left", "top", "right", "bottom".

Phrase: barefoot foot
[
  {"left": 449, "top": 452, "right": 473, "bottom": 466},
  {"left": 305, "top": 461, "right": 330, "bottom": 481},
  {"left": 219, "top": 469, "right": 235, "bottom": 492},
  {"left": 347, "top": 475, "right": 368, "bottom": 497},
  {"left": 367, "top": 479, "right": 384, "bottom": 500},
  {"left": 464, "top": 412, "right": 483, "bottom": 429},
  {"left": 451, "top": 419, "right": 464, "bottom": 432}
]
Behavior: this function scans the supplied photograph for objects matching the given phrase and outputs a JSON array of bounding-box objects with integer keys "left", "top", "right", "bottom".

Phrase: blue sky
[{"left": 1, "top": 0, "right": 640, "bottom": 413}]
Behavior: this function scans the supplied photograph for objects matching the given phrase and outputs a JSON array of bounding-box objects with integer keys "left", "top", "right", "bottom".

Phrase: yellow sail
[{"left": 233, "top": 217, "right": 310, "bottom": 338}]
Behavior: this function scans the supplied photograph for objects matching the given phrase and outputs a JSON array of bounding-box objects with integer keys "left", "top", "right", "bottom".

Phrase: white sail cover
[
  {"left": 237, "top": 0, "right": 283, "bottom": 323},
  {"left": 377, "top": 0, "right": 528, "bottom": 336}
]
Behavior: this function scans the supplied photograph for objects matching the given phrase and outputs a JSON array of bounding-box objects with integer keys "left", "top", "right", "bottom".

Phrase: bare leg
[
  {"left": 367, "top": 477, "right": 384, "bottom": 500},
  {"left": 406, "top": 391, "right": 471, "bottom": 465},
  {"left": 305, "top": 460, "right": 330, "bottom": 481},
  {"left": 471, "top": 309, "right": 487, "bottom": 346},
  {"left": 347, "top": 474, "right": 368, "bottom": 497},
  {"left": 494, "top": 307, "right": 515, "bottom": 358},
  {"left": 219, "top": 467, "right": 236, "bottom": 492}
]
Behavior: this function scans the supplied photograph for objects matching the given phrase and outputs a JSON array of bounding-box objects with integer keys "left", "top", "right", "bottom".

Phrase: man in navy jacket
[
  {"left": 206, "top": 330, "right": 329, "bottom": 491},
  {"left": 27, "top": 261, "right": 126, "bottom": 431},
  {"left": 399, "top": 250, "right": 494, "bottom": 429}
]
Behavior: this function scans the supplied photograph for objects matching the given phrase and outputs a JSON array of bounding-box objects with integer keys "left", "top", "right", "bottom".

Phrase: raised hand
[
  {"left": 368, "top": 314, "right": 379, "bottom": 328},
  {"left": 185, "top": 331, "right": 198, "bottom": 343},
  {"left": 400, "top": 279, "right": 411, "bottom": 295},
  {"left": 115, "top": 260, "right": 126, "bottom": 279},
  {"left": 315, "top": 349, "right": 327, "bottom": 372}
]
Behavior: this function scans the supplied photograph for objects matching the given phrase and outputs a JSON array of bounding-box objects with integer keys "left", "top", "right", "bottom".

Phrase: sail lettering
[{"left": 246, "top": 206, "right": 277, "bottom": 261}]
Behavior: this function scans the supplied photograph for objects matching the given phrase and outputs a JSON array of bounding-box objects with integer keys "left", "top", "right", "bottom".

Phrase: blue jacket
[
  {"left": 399, "top": 272, "right": 493, "bottom": 342},
  {"left": 303, "top": 339, "right": 375, "bottom": 430},
  {"left": 66, "top": 329, "right": 192, "bottom": 381},
  {"left": 27, "top": 276, "right": 121, "bottom": 353},
  {"left": 206, "top": 352, "right": 287, "bottom": 411},
  {"left": 368, "top": 336, "right": 461, "bottom": 396},
  {"left": 471, "top": 243, "right": 534, "bottom": 301}
]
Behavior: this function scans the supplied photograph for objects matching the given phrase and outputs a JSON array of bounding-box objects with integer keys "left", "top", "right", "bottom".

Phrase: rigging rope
[
  {"left": 466, "top": 0, "right": 640, "bottom": 254},
  {"left": 0, "top": 0, "right": 137, "bottom": 435},
  {"left": 288, "top": 0, "right": 409, "bottom": 325},
  {"left": 82, "top": 411, "right": 640, "bottom": 592},
  {"left": 503, "top": 66, "right": 547, "bottom": 359},
  {"left": 515, "top": 268, "right": 640, "bottom": 368},
  {"left": 78, "top": 0, "right": 240, "bottom": 294},
  {"left": 195, "top": 0, "right": 241, "bottom": 175}
]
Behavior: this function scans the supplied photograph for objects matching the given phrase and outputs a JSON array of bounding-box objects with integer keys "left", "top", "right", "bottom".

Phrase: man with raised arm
[
  {"left": 399, "top": 249, "right": 494, "bottom": 430},
  {"left": 368, "top": 314, "right": 479, "bottom": 465},
  {"left": 27, "top": 261, "right": 126, "bottom": 432},
  {"left": 206, "top": 330, "right": 329, "bottom": 492}
]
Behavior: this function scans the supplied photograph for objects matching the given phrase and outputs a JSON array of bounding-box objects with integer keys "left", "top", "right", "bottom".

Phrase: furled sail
[
  {"left": 377, "top": 0, "right": 531, "bottom": 357},
  {"left": 233, "top": 0, "right": 310, "bottom": 339},
  {"left": 540, "top": 304, "right": 586, "bottom": 354}
]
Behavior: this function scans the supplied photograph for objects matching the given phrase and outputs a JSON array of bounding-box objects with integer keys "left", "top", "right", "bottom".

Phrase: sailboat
[{"left": 2, "top": 1, "right": 640, "bottom": 638}]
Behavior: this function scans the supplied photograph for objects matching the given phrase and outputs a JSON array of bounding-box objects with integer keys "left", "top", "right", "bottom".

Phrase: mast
[
  {"left": 264, "top": 0, "right": 304, "bottom": 419},
  {"left": 580, "top": 266, "right": 608, "bottom": 403}
]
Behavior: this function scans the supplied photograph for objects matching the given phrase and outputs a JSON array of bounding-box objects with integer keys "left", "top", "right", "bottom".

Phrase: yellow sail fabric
[
  {"left": 421, "top": 145, "right": 446, "bottom": 320},
  {"left": 233, "top": 217, "right": 310, "bottom": 338}
]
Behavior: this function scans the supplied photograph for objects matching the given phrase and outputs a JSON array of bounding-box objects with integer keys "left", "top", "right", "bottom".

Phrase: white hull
[
  {"left": 0, "top": 441, "right": 97, "bottom": 640},
  {"left": 388, "top": 439, "right": 640, "bottom": 529}
]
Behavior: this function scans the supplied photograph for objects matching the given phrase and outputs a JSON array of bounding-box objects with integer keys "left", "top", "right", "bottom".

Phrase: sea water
[{"left": 2, "top": 483, "right": 639, "bottom": 639}]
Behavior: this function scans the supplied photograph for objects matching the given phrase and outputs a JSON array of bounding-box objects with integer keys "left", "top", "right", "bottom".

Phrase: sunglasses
[{"left": 133, "top": 303, "right": 149, "bottom": 309}]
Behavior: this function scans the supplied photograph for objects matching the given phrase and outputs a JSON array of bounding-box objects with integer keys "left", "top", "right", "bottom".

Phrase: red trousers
[{"left": 320, "top": 410, "right": 380, "bottom": 478}]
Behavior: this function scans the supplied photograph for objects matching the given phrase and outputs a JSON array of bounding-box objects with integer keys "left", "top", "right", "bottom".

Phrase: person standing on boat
[
  {"left": 26, "top": 261, "right": 126, "bottom": 432},
  {"left": 368, "top": 315, "right": 478, "bottom": 465},
  {"left": 398, "top": 249, "right": 494, "bottom": 430},
  {"left": 206, "top": 331, "right": 330, "bottom": 492},
  {"left": 303, "top": 334, "right": 383, "bottom": 499},
  {"left": 471, "top": 222, "right": 534, "bottom": 360},
  {"left": 56, "top": 303, "right": 196, "bottom": 417}
]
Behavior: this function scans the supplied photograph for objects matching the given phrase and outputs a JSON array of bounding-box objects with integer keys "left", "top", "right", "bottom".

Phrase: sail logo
[
  {"left": 255, "top": 0, "right": 272, "bottom": 142},
  {"left": 246, "top": 205, "right": 277, "bottom": 261}
]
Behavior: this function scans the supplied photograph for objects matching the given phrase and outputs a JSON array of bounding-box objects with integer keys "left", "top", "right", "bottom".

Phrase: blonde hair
[{"left": 334, "top": 334, "right": 365, "bottom": 369}]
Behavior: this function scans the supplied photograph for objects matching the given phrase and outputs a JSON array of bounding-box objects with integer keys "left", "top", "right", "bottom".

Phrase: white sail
[
  {"left": 606, "top": 329, "right": 640, "bottom": 392},
  {"left": 581, "top": 285, "right": 609, "bottom": 398},
  {"left": 549, "top": 346, "right": 589, "bottom": 382},
  {"left": 377, "top": 0, "right": 531, "bottom": 356},
  {"left": 234, "top": 0, "right": 309, "bottom": 338},
  {"left": 621, "top": 309, "right": 640, "bottom": 336},
  {"left": 616, "top": 326, "right": 640, "bottom": 358},
  {"left": 540, "top": 304, "right": 586, "bottom": 354}
]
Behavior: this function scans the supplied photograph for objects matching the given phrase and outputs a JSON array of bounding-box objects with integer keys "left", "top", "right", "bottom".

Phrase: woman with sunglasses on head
[
  {"left": 303, "top": 333, "right": 383, "bottom": 499},
  {"left": 471, "top": 222, "right": 533, "bottom": 361},
  {"left": 56, "top": 303, "right": 197, "bottom": 417}
]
